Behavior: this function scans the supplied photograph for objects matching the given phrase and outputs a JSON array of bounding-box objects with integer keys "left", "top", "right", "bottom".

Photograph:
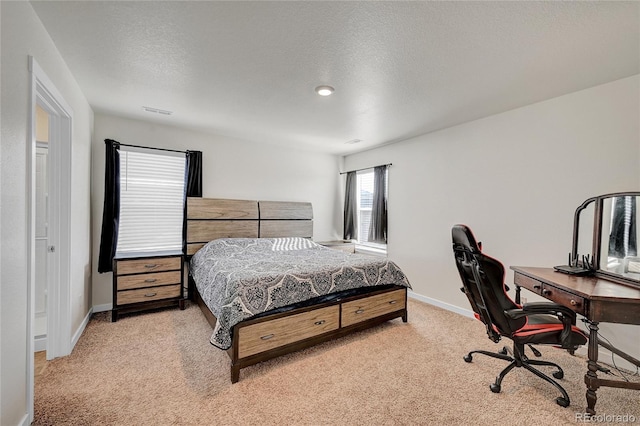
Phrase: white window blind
[{"left": 116, "top": 147, "right": 186, "bottom": 254}]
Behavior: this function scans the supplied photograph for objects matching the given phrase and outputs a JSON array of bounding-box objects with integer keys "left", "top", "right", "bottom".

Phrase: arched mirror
[{"left": 571, "top": 192, "right": 640, "bottom": 288}]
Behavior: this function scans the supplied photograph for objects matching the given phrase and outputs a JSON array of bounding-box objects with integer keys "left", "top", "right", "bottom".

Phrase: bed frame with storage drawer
[
  {"left": 185, "top": 197, "right": 409, "bottom": 383},
  {"left": 195, "top": 283, "right": 407, "bottom": 383}
]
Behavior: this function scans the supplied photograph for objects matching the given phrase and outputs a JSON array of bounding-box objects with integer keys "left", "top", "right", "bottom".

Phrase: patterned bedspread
[{"left": 190, "top": 237, "right": 411, "bottom": 349}]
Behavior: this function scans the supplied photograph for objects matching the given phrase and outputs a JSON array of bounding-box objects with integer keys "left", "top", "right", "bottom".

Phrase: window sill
[
  {"left": 114, "top": 249, "right": 183, "bottom": 259},
  {"left": 355, "top": 244, "right": 387, "bottom": 257}
]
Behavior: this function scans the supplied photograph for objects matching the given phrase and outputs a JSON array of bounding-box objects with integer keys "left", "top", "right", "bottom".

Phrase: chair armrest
[
  {"left": 512, "top": 302, "right": 576, "bottom": 318},
  {"left": 504, "top": 302, "right": 577, "bottom": 348}
]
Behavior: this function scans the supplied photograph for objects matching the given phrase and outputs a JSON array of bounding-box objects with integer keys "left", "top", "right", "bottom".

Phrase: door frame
[{"left": 27, "top": 56, "right": 73, "bottom": 422}]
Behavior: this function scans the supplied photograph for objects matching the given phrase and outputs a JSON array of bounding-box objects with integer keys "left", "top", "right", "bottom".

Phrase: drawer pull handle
[
  {"left": 533, "top": 285, "right": 541, "bottom": 290},
  {"left": 144, "top": 264, "right": 158, "bottom": 269},
  {"left": 261, "top": 334, "right": 275, "bottom": 340},
  {"left": 388, "top": 300, "right": 397, "bottom": 305},
  {"left": 314, "top": 320, "right": 326, "bottom": 326},
  {"left": 542, "top": 289, "right": 551, "bottom": 296},
  {"left": 144, "top": 278, "right": 157, "bottom": 283},
  {"left": 570, "top": 299, "right": 579, "bottom": 306},
  {"left": 144, "top": 292, "right": 157, "bottom": 297},
  {"left": 355, "top": 309, "right": 365, "bottom": 314}
]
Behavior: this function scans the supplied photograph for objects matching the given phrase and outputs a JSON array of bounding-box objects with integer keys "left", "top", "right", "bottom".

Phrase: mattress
[{"left": 190, "top": 237, "right": 411, "bottom": 349}]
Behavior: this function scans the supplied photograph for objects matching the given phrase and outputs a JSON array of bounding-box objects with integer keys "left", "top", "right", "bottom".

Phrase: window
[
  {"left": 116, "top": 147, "right": 186, "bottom": 254},
  {"left": 343, "top": 164, "right": 389, "bottom": 253},
  {"left": 357, "top": 170, "right": 374, "bottom": 243},
  {"left": 356, "top": 168, "right": 387, "bottom": 250}
]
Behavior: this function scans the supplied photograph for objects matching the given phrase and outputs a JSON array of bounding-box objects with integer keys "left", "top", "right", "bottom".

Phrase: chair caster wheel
[
  {"left": 556, "top": 397, "right": 569, "bottom": 407},
  {"left": 490, "top": 383, "right": 501, "bottom": 393},
  {"left": 463, "top": 354, "right": 473, "bottom": 363},
  {"left": 499, "top": 347, "right": 508, "bottom": 355},
  {"left": 553, "top": 371, "right": 564, "bottom": 379}
]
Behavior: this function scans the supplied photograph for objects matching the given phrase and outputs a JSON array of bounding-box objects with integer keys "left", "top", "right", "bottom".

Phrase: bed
[{"left": 185, "top": 197, "right": 411, "bottom": 382}]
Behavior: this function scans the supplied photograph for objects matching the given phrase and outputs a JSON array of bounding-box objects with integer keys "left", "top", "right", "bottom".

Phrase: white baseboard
[
  {"left": 33, "top": 306, "right": 100, "bottom": 356},
  {"left": 34, "top": 335, "right": 47, "bottom": 352},
  {"left": 408, "top": 291, "right": 639, "bottom": 373},
  {"left": 573, "top": 341, "right": 638, "bottom": 373},
  {"left": 19, "top": 413, "right": 31, "bottom": 426},
  {"left": 71, "top": 307, "right": 93, "bottom": 350},
  {"left": 92, "top": 303, "right": 112, "bottom": 313},
  {"left": 408, "top": 290, "right": 474, "bottom": 319}
]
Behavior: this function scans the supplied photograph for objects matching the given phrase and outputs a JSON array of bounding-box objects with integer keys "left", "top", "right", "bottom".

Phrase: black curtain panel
[
  {"left": 185, "top": 150, "right": 203, "bottom": 197},
  {"left": 368, "top": 165, "right": 388, "bottom": 243},
  {"left": 609, "top": 196, "right": 637, "bottom": 258},
  {"left": 343, "top": 171, "right": 357, "bottom": 240},
  {"left": 98, "top": 139, "right": 121, "bottom": 273}
]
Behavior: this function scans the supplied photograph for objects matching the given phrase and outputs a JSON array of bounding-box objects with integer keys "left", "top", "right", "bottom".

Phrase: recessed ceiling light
[
  {"left": 345, "top": 139, "right": 362, "bottom": 145},
  {"left": 315, "top": 85, "right": 335, "bottom": 96}
]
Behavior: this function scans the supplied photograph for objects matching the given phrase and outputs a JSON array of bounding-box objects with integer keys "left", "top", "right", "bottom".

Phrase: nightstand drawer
[
  {"left": 116, "top": 256, "right": 181, "bottom": 275},
  {"left": 341, "top": 289, "right": 406, "bottom": 327},
  {"left": 117, "top": 284, "right": 182, "bottom": 305},
  {"left": 117, "top": 270, "right": 181, "bottom": 291},
  {"left": 112, "top": 253, "right": 185, "bottom": 321}
]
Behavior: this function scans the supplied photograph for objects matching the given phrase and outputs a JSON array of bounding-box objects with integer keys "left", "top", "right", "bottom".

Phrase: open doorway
[
  {"left": 34, "top": 104, "right": 50, "bottom": 353},
  {"left": 28, "top": 56, "right": 73, "bottom": 423}
]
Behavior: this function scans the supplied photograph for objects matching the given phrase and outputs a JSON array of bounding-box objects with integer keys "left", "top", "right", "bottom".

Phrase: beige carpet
[{"left": 35, "top": 299, "right": 639, "bottom": 425}]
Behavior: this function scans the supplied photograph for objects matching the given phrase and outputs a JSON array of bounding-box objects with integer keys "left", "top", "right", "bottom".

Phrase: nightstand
[
  {"left": 112, "top": 251, "right": 185, "bottom": 322},
  {"left": 317, "top": 240, "right": 356, "bottom": 253}
]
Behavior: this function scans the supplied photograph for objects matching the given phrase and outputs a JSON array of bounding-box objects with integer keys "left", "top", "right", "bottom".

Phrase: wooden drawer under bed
[
  {"left": 341, "top": 289, "right": 406, "bottom": 327},
  {"left": 198, "top": 286, "right": 409, "bottom": 383},
  {"left": 238, "top": 305, "right": 340, "bottom": 358}
]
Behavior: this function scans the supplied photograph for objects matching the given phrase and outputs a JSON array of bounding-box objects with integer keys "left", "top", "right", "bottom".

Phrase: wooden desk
[{"left": 511, "top": 267, "right": 640, "bottom": 415}]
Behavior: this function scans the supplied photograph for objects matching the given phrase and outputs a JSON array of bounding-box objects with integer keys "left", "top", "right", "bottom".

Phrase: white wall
[
  {"left": 0, "top": 2, "right": 94, "bottom": 424},
  {"left": 91, "top": 113, "right": 342, "bottom": 307},
  {"left": 344, "top": 75, "right": 640, "bottom": 362}
]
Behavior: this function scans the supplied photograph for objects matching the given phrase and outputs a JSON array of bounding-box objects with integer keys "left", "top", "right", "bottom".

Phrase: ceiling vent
[{"left": 142, "top": 106, "right": 173, "bottom": 116}]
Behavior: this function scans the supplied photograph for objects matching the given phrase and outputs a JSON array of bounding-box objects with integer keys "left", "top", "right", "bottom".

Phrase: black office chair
[{"left": 451, "top": 224, "right": 588, "bottom": 407}]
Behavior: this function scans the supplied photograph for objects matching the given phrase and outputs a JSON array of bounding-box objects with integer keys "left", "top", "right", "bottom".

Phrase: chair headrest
[{"left": 452, "top": 224, "right": 482, "bottom": 253}]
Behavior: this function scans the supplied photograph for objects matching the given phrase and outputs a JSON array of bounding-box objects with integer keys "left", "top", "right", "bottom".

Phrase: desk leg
[{"left": 584, "top": 321, "right": 600, "bottom": 415}]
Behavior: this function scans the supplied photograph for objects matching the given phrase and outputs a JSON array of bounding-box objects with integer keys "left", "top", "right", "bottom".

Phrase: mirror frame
[{"left": 572, "top": 191, "right": 640, "bottom": 289}]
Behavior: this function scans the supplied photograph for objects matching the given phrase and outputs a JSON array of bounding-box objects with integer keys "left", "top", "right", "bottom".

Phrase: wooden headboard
[{"left": 185, "top": 197, "right": 313, "bottom": 255}]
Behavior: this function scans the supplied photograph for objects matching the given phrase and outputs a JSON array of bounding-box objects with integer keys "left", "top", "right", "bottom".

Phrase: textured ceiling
[{"left": 31, "top": 1, "right": 639, "bottom": 154}]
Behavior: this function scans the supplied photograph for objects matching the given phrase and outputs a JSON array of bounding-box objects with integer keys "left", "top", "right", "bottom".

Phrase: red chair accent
[{"left": 452, "top": 224, "right": 587, "bottom": 407}]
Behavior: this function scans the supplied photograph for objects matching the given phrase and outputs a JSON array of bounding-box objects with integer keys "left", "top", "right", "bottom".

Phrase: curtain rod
[
  {"left": 105, "top": 139, "right": 187, "bottom": 154},
  {"left": 339, "top": 163, "right": 392, "bottom": 175}
]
